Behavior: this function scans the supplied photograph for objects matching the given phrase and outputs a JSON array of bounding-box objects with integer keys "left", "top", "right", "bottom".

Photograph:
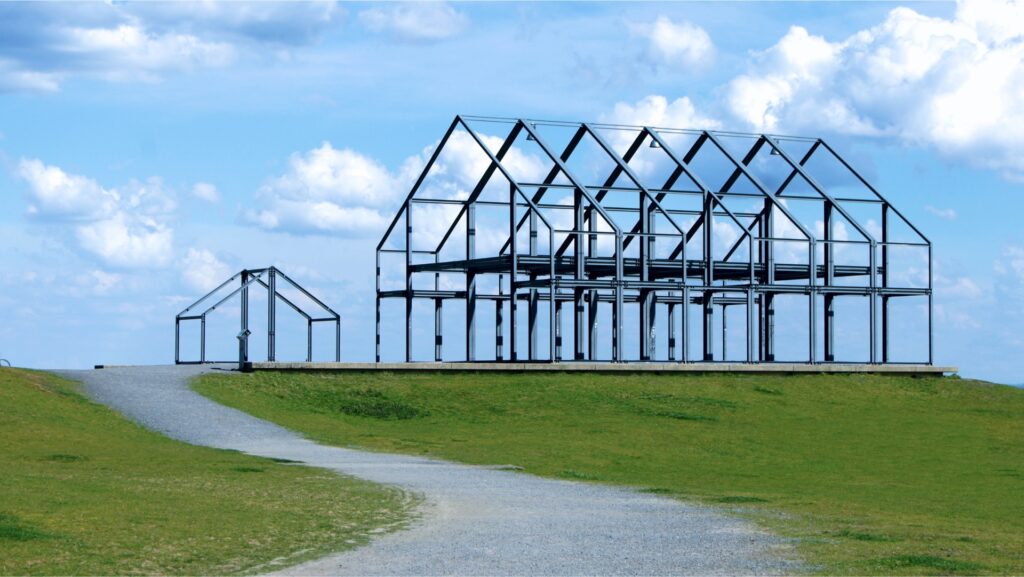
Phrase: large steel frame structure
[
  {"left": 376, "top": 116, "right": 933, "bottom": 364},
  {"left": 175, "top": 266, "right": 340, "bottom": 364}
]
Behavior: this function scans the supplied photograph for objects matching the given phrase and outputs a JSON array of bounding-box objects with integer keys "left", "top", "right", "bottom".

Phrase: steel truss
[
  {"left": 175, "top": 266, "right": 340, "bottom": 364},
  {"left": 376, "top": 116, "right": 933, "bottom": 364}
]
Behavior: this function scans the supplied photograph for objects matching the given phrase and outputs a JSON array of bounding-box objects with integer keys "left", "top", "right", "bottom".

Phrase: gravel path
[{"left": 61, "top": 365, "right": 802, "bottom": 576}]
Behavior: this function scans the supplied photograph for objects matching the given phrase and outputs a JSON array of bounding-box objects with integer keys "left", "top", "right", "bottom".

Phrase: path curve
[{"left": 62, "top": 365, "right": 801, "bottom": 576}]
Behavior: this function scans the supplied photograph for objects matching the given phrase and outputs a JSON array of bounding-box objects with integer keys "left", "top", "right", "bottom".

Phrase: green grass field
[
  {"left": 0, "top": 368, "right": 414, "bottom": 576},
  {"left": 195, "top": 370, "right": 1024, "bottom": 575}
]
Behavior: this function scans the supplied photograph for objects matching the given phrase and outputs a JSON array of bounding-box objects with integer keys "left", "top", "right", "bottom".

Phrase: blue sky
[{"left": 0, "top": 1, "right": 1022, "bottom": 384}]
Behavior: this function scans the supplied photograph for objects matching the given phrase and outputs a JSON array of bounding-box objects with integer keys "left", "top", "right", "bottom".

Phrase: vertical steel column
[
  {"left": 721, "top": 304, "right": 728, "bottom": 361},
  {"left": 639, "top": 192, "right": 651, "bottom": 361},
  {"left": 823, "top": 201, "right": 835, "bottom": 362},
  {"left": 549, "top": 233, "right": 556, "bottom": 363},
  {"left": 809, "top": 241, "right": 818, "bottom": 363},
  {"left": 747, "top": 289, "right": 755, "bottom": 363},
  {"left": 649, "top": 293, "right": 657, "bottom": 361},
  {"left": 587, "top": 290, "right": 598, "bottom": 360},
  {"left": 588, "top": 209, "right": 599, "bottom": 361},
  {"left": 375, "top": 252, "right": 381, "bottom": 363},
  {"left": 573, "top": 189, "right": 585, "bottom": 360},
  {"left": 881, "top": 204, "right": 890, "bottom": 363},
  {"left": 702, "top": 295, "right": 713, "bottom": 361},
  {"left": 668, "top": 300, "right": 676, "bottom": 361},
  {"left": 869, "top": 241, "right": 878, "bottom": 364},
  {"left": 682, "top": 286, "right": 690, "bottom": 363},
  {"left": 200, "top": 315, "right": 206, "bottom": 363},
  {"left": 335, "top": 318, "right": 340, "bottom": 362},
  {"left": 174, "top": 318, "right": 180, "bottom": 364},
  {"left": 405, "top": 204, "right": 413, "bottom": 362},
  {"left": 646, "top": 221, "right": 657, "bottom": 360},
  {"left": 554, "top": 299, "right": 563, "bottom": 361},
  {"left": 434, "top": 298, "right": 443, "bottom": 362},
  {"left": 241, "top": 270, "right": 249, "bottom": 362},
  {"left": 306, "top": 319, "right": 312, "bottom": 362},
  {"left": 466, "top": 203, "right": 476, "bottom": 361},
  {"left": 509, "top": 182, "right": 518, "bottom": 361},
  {"left": 267, "top": 268, "right": 276, "bottom": 362},
  {"left": 928, "top": 243, "right": 933, "bottom": 365},
  {"left": 762, "top": 201, "right": 775, "bottom": 361},
  {"left": 528, "top": 208, "right": 538, "bottom": 360},
  {"left": 496, "top": 274, "right": 504, "bottom": 360},
  {"left": 613, "top": 234, "right": 624, "bottom": 362},
  {"left": 702, "top": 194, "right": 714, "bottom": 361}
]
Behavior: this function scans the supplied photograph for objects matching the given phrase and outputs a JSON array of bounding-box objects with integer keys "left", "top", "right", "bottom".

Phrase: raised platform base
[{"left": 245, "top": 362, "right": 955, "bottom": 376}]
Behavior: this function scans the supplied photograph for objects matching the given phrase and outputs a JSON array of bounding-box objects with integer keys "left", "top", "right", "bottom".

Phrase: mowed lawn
[
  {"left": 196, "top": 371, "right": 1024, "bottom": 575},
  {"left": 0, "top": 368, "right": 414, "bottom": 576}
]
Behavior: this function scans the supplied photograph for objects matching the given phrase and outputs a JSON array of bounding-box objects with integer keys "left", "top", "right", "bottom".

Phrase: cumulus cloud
[
  {"left": 61, "top": 23, "right": 234, "bottom": 73},
  {"left": 247, "top": 142, "right": 405, "bottom": 236},
  {"left": 600, "top": 95, "right": 721, "bottom": 172},
  {"left": 604, "top": 94, "right": 721, "bottom": 131},
  {"left": 247, "top": 129, "right": 548, "bottom": 240},
  {"left": 17, "top": 158, "right": 119, "bottom": 220},
  {"left": 76, "top": 213, "right": 173, "bottom": 268},
  {"left": 724, "top": 0, "right": 1024, "bottom": 179},
  {"left": 123, "top": 2, "right": 344, "bottom": 46},
  {"left": 191, "top": 182, "right": 220, "bottom": 203},
  {"left": 180, "top": 248, "right": 231, "bottom": 293},
  {"left": 16, "top": 158, "right": 176, "bottom": 268},
  {"left": 0, "top": 2, "right": 343, "bottom": 91},
  {"left": 630, "top": 16, "right": 713, "bottom": 68},
  {"left": 358, "top": 2, "right": 468, "bottom": 41}
]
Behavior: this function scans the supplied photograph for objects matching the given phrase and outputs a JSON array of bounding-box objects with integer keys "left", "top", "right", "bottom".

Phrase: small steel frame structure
[
  {"left": 376, "top": 115, "right": 932, "bottom": 364},
  {"left": 175, "top": 266, "right": 340, "bottom": 364}
]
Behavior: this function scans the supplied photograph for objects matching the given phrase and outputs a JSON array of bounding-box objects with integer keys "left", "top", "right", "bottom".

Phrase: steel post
[
  {"left": 267, "top": 267, "right": 276, "bottom": 362},
  {"left": 466, "top": 203, "right": 476, "bottom": 361}
]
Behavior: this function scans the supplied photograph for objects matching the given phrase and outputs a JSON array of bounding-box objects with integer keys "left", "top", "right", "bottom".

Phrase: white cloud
[
  {"left": 17, "top": 158, "right": 119, "bottom": 220},
  {"left": 191, "top": 182, "right": 220, "bottom": 203},
  {"left": 358, "top": 2, "right": 468, "bottom": 41},
  {"left": 925, "top": 205, "right": 958, "bottom": 220},
  {"left": 247, "top": 142, "right": 403, "bottom": 236},
  {"left": 249, "top": 130, "right": 548, "bottom": 241},
  {"left": 600, "top": 95, "right": 721, "bottom": 173},
  {"left": 75, "top": 212, "right": 173, "bottom": 268},
  {"left": 0, "top": 58, "right": 59, "bottom": 92},
  {"left": 180, "top": 248, "right": 231, "bottom": 293},
  {"left": 723, "top": 1, "right": 1024, "bottom": 179},
  {"left": 605, "top": 94, "right": 721, "bottom": 131},
  {"left": 16, "top": 158, "right": 176, "bottom": 268},
  {"left": 59, "top": 24, "right": 234, "bottom": 81},
  {"left": 631, "top": 16, "right": 714, "bottom": 68},
  {"left": 0, "top": 2, "right": 344, "bottom": 92}
]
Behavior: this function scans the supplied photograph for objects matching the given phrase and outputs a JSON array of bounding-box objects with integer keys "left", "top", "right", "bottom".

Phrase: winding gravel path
[{"left": 61, "top": 365, "right": 801, "bottom": 576}]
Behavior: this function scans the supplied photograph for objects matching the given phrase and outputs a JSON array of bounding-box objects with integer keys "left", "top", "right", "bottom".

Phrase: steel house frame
[
  {"left": 175, "top": 266, "right": 340, "bottom": 364},
  {"left": 376, "top": 116, "right": 933, "bottom": 364}
]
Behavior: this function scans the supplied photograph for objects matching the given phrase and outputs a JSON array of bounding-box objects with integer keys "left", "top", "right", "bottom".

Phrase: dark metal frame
[
  {"left": 376, "top": 116, "right": 932, "bottom": 364},
  {"left": 175, "top": 266, "right": 340, "bottom": 364}
]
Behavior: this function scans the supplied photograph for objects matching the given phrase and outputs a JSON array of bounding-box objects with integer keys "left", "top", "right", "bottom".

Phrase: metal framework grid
[
  {"left": 376, "top": 116, "right": 933, "bottom": 365},
  {"left": 175, "top": 266, "right": 340, "bottom": 364}
]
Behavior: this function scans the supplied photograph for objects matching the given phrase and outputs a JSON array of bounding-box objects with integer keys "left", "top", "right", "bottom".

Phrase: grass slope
[
  {"left": 195, "top": 371, "right": 1024, "bottom": 575},
  {"left": 0, "top": 368, "right": 414, "bottom": 576}
]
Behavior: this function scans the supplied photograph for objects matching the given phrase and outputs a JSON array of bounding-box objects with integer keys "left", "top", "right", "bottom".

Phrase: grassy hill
[
  {"left": 0, "top": 368, "right": 413, "bottom": 575},
  {"left": 195, "top": 370, "right": 1024, "bottom": 575}
]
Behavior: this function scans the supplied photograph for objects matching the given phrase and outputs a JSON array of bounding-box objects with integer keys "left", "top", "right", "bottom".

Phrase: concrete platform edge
[{"left": 243, "top": 361, "right": 956, "bottom": 376}]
